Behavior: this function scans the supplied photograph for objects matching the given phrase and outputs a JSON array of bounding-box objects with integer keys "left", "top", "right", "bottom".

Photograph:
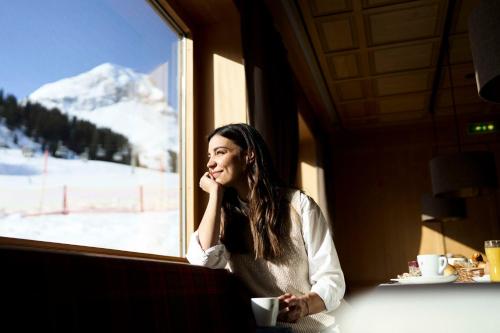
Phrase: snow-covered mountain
[{"left": 27, "top": 63, "right": 178, "bottom": 170}]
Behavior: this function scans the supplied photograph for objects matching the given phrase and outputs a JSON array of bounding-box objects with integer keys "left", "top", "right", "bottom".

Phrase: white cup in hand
[
  {"left": 417, "top": 254, "right": 448, "bottom": 277},
  {"left": 251, "top": 297, "right": 279, "bottom": 327}
]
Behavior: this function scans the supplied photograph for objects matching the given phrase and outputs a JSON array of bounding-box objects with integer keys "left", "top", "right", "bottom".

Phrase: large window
[{"left": 0, "top": 0, "right": 185, "bottom": 257}]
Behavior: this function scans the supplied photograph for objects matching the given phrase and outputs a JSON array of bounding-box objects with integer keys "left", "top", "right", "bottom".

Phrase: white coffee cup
[
  {"left": 251, "top": 297, "right": 279, "bottom": 327},
  {"left": 417, "top": 254, "right": 447, "bottom": 277}
]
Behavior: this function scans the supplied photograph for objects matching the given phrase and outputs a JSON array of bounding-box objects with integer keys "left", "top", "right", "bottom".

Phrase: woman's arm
[
  {"left": 197, "top": 172, "right": 224, "bottom": 249},
  {"left": 186, "top": 172, "right": 227, "bottom": 268},
  {"left": 278, "top": 192, "right": 345, "bottom": 323},
  {"left": 186, "top": 230, "right": 228, "bottom": 268},
  {"left": 302, "top": 193, "right": 346, "bottom": 312}
]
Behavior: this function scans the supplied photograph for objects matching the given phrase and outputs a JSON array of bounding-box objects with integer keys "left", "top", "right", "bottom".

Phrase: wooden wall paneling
[
  {"left": 330, "top": 118, "right": 500, "bottom": 286},
  {"left": 191, "top": 8, "right": 244, "bottom": 229},
  {"left": 332, "top": 141, "right": 433, "bottom": 285},
  {"left": 439, "top": 63, "right": 476, "bottom": 88},
  {"left": 332, "top": 148, "right": 392, "bottom": 284},
  {"left": 448, "top": 34, "right": 473, "bottom": 64},
  {"left": 184, "top": 38, "right": 195, "bottom": 252}
]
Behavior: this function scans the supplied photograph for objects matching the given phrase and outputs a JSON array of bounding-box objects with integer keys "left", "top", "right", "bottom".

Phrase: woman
[{"left": 187, "top": 123, "right": 345, "bottom": 333}]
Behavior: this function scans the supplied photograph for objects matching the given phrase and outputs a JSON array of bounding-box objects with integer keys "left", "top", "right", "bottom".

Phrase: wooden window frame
[{"left": 0, "top": 0, "right": 194, "bottom": 263}]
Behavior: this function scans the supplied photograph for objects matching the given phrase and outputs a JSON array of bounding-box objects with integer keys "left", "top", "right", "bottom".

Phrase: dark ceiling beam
[
  {"left": 428, "top": 0, "right": 457, "bottom": 115},
  {"left": 275, "top": 0, "right": 342, "bottom": 129}
]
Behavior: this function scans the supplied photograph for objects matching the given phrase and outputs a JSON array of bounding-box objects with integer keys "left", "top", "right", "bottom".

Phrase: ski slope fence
[{"left": 0, "top": 185, "right": 179, "bottom": 216}]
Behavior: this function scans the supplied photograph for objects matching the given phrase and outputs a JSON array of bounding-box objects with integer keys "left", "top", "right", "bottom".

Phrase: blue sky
[{"left": 0, "top": 0, "right": 179, "bottom": 106}]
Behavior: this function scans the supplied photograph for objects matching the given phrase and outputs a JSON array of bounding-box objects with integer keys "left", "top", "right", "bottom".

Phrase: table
[
  {"left": 256, "top": 328, "right": 292, "bottom": 333},
  {"left": 337, "top": 282, "right": 500, "bottom": 333}
]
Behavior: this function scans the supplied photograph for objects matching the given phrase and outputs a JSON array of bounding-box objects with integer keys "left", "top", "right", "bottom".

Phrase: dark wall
[
  {"left": 1, "top": 247, "right": 254, "bottom": 332},
  {"left": 327, "top": 114, "right": 500, "bottom": 287}
]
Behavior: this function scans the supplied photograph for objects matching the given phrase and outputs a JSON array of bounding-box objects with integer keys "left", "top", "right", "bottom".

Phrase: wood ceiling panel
[
  {"left": 342, "top": 117, "right": 377, "bottom": 127},
  {"left": 309, "top": 0, "right": 352, "bottom": 16},
  {"left": 283, "top": 0, "right": 485, "bottom": 131},
  {"left": 315, "top": 15, "right": 358, "bottom": 52},
  {"left": 377, "top": 110, "right": 426, "bottom": 122},
  {"left": 364, "top": 2, "right": 442, "bottom": 46},
  {"left": 370, "top": 41, "right": 437, "bottom": 74},
  {"left": 377, "top": 93, "right": 428, "bottom": 113},
  {"left": 362, "top": 0, "right": 418, "bottom": 9},
  {"left": 167, "top": 0, "right": 238, "bottom": 26},
  {"left": 339, "top": 101, "right": 369, "bottom": 118},
  {"left": 342, "top": 110, "right": 427, "bottom": 128},
  {"left": 448, "top": 34, "right": 473, "bottom": 64},
  {"left": 440, "top": 63, "right": 476, "bottom": 88},
  {"left": 374, "top": 71, "right": 432, "bottom": 96},
  {"left": 335, "top": 80, "right": 366, "bottom": 101},
  {"left": 327, "top": 52, "right": 361, "bottom": 79}
]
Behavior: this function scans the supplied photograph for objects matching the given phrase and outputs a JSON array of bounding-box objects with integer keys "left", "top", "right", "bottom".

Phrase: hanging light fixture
[
  {"left": 423, "top": 44, "right": 468, "bottom": 219},
  {"left": 421, "top": 193, "right": 466, "bottom": 222},
  {"left": 429, "top": 37, "right": 498, "bottom": 198},
  {"left": 430, "top": 151, "right": 497, "bottom": 197},
  {"left": 421, "top": 2, "right": 467, "bottom": 218},
  {"left": 468, "top": 0, "right": 500, "bottom": 103}
]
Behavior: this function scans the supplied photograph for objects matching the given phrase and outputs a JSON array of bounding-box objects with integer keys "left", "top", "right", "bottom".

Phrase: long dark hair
[{"left": 208, "top": 123, "right": 289, "bottom": 260}]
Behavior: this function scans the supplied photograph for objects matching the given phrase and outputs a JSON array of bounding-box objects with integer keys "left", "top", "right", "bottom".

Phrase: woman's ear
[{"left": 245, "top": 150, "right": 255, "bottom": 164}]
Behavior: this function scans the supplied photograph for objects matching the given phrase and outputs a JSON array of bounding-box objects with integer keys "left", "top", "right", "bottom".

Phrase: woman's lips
[{"left": 211, "top": 171, "right": 222, "bottom": 178}]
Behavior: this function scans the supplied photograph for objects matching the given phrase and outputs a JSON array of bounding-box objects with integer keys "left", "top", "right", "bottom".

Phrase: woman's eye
[{"left": 216, "top": 150, "right": 225, "bottom": 155}]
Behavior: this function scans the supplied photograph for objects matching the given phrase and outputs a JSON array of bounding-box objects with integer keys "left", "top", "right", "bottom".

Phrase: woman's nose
[{"left": 207, "top": 157, "right": 216, "bottom": 169}]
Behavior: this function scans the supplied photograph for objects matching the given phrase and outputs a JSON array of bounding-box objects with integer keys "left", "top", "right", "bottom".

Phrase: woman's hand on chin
[
  {"left": 199, "top": 172, "right": 224, "bottom": 195},
  {"left": 277, "top": 293, "right": 309, "bottom": 323}
]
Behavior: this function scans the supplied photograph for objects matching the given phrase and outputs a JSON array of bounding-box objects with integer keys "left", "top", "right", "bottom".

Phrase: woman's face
[{"left": 207, "top": 134, "right": 247, "bottom": 187}]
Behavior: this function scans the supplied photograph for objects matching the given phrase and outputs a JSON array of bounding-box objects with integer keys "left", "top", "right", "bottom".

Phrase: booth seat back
[{"left": 1, "top": 247, "right": 255, "bottom": 333}]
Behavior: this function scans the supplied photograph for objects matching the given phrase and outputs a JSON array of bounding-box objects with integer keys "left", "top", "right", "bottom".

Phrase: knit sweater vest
[{"left": 228, "top": 191, "right": 336, "bottom": 333}]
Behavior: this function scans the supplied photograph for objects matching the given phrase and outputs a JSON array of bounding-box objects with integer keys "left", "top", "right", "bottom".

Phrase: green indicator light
[{"left": 468, "top": 122, "right": 498, "bottom": 134}]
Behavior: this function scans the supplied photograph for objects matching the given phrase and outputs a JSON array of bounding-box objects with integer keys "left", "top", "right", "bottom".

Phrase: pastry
[{"left": 443, "top": 264, "right": 457, "bottom": 276}]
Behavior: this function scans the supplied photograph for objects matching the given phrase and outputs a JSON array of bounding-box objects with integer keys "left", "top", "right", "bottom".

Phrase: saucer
[
  {"left": 390, "top": 274, "right": 457, "bottom": 284},
  {"left": 472, "top": 275, "right": 490, "bottom": 283}
]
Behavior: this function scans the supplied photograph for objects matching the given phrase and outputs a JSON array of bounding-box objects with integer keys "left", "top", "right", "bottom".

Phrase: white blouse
[{"left": 186, "top": 191, "right": 345, "bottom": 312}]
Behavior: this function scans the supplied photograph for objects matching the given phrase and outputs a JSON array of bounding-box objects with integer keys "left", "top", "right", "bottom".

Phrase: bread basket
[{"left": 455, "top": 266, "right": 484, "bottom": 282}]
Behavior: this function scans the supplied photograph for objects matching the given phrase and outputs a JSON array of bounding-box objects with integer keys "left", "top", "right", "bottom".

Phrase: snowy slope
[
  {"left": 0, "top": 121, "right": 40, "bottom": 150},
  {"left": 27, "top": 63, "right": 178, "bottom": 170},
  {"left": 0, "top": 147, "right": 180, "bottom": 256}
]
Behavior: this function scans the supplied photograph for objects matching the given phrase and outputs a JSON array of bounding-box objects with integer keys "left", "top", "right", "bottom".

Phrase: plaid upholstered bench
[{"left": 0, "top": 246, "right": 255, "bottom": 333}]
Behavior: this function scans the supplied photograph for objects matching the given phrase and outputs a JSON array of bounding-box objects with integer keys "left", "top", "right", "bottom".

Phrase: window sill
[{"left": 0, "top": 236, "right": 187, "bottom": 263}]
